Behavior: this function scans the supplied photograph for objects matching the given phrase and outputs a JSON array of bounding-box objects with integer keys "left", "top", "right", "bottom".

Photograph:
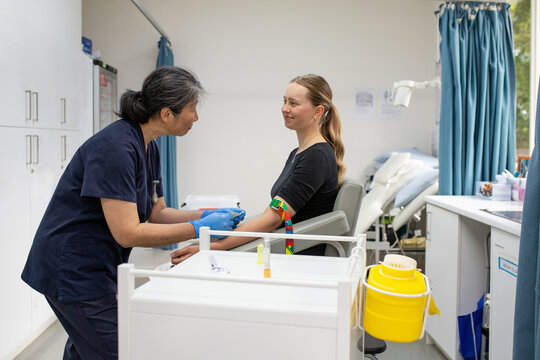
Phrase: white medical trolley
[{"left": 118, "top": 229, "right": 366, "bottom": 360}]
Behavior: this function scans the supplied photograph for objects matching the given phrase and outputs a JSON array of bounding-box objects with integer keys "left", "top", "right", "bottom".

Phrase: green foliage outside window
[{"left": 511, "top": 0, "right": 530, "bottom": 156}]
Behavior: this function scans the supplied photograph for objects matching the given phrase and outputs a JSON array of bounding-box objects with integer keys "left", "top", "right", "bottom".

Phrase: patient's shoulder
[{"left": 297, "top": 143, "right": 335, "bottom": 167}]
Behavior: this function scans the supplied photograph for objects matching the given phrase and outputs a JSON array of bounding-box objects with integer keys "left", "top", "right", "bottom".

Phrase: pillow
[
  {"left": 408, "top": 149, "right": 439, "bottom": 169},
  {"left": 374, "top": 147, "right": 418, "bottom": 163},
  {"left": 384, "top": 160, "right": 421, "bottom": 198},
  {"left": 373, "top": 152, "right": 411, "bottom": 184},
  {"left": 394, "top": 165, "right": 439, "bottom": 208},
  {"left": 374, "top": 148, "right": 439, "bottom": 169}
]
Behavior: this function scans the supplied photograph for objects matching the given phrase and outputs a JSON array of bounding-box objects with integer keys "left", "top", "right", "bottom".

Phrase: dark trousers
[{"left": 46, "top": 295, "right": 118, "bottom": 360}]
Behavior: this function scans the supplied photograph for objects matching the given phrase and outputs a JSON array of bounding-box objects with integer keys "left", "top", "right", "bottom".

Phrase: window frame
[{"left": 530, "top": 0, "right": 539, "bottom": 153}]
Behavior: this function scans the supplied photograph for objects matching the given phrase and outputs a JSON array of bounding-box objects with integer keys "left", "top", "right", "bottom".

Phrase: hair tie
[{"left": 136, "top": 91, "right": 144, "bottom": 102}]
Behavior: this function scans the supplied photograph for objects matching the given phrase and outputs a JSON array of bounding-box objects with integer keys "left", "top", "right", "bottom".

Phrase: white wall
[{"left": 82, "top": 0, "right": 439, "bottom": 215}]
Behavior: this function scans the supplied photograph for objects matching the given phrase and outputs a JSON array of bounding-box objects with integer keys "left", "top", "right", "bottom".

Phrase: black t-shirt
[{"left": 271, "top": 142, "right": 338, "bottom": 224}]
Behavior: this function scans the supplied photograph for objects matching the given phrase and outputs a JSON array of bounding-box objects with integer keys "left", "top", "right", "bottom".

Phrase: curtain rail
[{"left": 131, "top": 0, "right": 170, "bottom": 43}]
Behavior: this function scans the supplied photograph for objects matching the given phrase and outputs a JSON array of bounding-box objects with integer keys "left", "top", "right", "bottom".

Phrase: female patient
[{"left": 171, "top": 74, "right": 345, "bottom": 264}]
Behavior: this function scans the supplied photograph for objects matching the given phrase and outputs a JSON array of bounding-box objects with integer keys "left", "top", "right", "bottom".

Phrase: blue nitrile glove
[
  {"left": 201, "top": 208, "right": 246, "bottom": 227},
  {"left": 188, "top": 212, "right": 235, "bottom": 239}
]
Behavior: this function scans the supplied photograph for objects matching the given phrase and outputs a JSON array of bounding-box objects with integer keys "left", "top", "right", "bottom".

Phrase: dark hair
[
  {"left": 116, "top": 66, "right": 204, "bottom": 124},
  {"left": 290, "top": 74, "right": 346, "bottom": 184}
]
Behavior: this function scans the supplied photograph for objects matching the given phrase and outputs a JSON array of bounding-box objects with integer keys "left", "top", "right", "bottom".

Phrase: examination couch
[{"left": 231, "top": 178, "right": 364, "bottom": 257}]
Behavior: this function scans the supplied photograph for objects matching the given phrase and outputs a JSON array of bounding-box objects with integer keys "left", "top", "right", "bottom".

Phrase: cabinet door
[
  {"left": 61, "top": 53, "right": 94, "bottom": 133},
  {"left": 29, "top": 129, "right": 63, "bottom": 235},
  {"left": 426, "top": 204, "right": 460, "bottom": 360},
  {"left": 490, "top": 228, "right": 519, "bottom": 360},
  {"left": 0, "top": 127, "right": 32, "bottom": 359},
  {"left": 0, "top": 3, "right": 41, "bottom": 128},
  {"left": 59, "top": 130, "right": 80, "bottom": 171},
  {"left": 27, "top": 0, "right": 64, "bottom": 130},
  {"left": 28, "top": 129, "right": 63, "bottom": 331}
]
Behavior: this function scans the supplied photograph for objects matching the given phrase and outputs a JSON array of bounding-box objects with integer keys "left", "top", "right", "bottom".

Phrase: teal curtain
[
  {"left": 156, "top": 36, "right": 178, "bottom": 250},
  {"left": 513, "top": 78, "right": 540, "bottom": 359},
  {"left": 437, "top": 2, "right": 516, "bottom": 195}
]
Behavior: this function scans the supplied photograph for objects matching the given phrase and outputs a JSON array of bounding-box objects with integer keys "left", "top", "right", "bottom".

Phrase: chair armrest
[{"left": 230, "top": 210, "right": 350, "bottom": 253}]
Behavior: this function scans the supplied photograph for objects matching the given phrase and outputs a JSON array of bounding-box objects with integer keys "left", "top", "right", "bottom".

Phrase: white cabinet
[
  {"left": 0, "top": 1, "right": 92, "bottom": 358},
  {"left": 426, "top": 203, "right": 490, "bottom": 360},
  {"left": 490, "top": 228, "right": 519, "bottom": 360},
  {"left": 119, "top": 247, "right": 364, "bottom": 360},
  {"left": 0, "top": 127, "right": 32, "bottom": 356},
  {"left": 425, "top": 197, "right": 521, "bottom": 360},
  {"left": 426, "top": 205, "right": 460, "bottom": 359}
]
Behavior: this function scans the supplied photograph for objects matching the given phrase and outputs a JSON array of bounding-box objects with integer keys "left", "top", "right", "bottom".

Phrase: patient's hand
[{"left": 171, "top": 245, "right": 199, "bottom": 264}]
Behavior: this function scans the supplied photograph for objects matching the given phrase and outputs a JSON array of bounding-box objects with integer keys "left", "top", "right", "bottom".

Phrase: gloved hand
[
  {"left": 201, "top": 208, "right": 246, "bottom": 228},
  {"left": 188, "top": 212, "right": 235, "bottom": 239}
]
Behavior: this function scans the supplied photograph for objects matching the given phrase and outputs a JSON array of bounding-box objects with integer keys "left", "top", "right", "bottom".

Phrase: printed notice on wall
[
  {"left": 354, "top": 88, "right": 376, "bottom": 120},
  {"left": 379, "top": 88, "right": 402, "bottom": 121}
]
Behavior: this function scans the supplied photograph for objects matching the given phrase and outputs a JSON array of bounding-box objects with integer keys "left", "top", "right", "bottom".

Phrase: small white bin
[{"left": 181, "top": 194, "right": 240, "bottom": 210}]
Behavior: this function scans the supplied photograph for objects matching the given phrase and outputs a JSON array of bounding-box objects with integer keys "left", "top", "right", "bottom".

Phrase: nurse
[
  {"left": 171, "top": 74, "right": 345, "bottom": 263},
  {"left": 21, "top": 66, "right": 244, "bottom": 360}
]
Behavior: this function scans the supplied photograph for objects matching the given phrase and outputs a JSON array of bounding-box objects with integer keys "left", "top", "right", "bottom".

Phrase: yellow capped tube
[
  {"left": 263, "top": 238, "right": 271, "bottom": 278},
  {"left": 256, "top": 243, "right": 264, "bottom": 265}
]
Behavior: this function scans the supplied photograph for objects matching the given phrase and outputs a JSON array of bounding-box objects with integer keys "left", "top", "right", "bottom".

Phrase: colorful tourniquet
[{"left": 269, "top": 198, "right": 294, "bottom": 255}]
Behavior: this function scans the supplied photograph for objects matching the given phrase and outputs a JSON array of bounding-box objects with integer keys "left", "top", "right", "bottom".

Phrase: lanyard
[{"left": 152, "top": 180, "right": 160, "bottom": 204}]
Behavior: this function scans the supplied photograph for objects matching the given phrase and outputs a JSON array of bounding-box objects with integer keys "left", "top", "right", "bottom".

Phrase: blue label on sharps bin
[{"left": 498, "top": 257, "right": 518, "bottom": 277}]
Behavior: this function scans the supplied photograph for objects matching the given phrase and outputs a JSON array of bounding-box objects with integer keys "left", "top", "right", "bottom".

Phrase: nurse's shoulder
[{"left": 80, "top": 119, "right": 142, "bottom": 155}]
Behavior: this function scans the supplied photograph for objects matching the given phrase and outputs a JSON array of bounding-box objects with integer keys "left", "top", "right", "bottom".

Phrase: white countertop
[{"left": 425, "top": 195, "right": 522, "bottom": 236}]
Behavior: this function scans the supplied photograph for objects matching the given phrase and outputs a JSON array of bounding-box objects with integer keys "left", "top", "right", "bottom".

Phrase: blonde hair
[{"left": 290, "top": 74, "right": 346, "bottom": 184}]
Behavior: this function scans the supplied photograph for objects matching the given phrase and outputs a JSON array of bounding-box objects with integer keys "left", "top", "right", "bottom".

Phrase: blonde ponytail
[
  {"left": 290, "top": 74, "right": 346, "bottom": 184},
  {"left": 320, "top": 104, "right": 346, "bottom": 184}
]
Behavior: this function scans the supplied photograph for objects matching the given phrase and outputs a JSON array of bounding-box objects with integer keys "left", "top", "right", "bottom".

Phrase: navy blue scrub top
[{"left": 21, "top": 119, "right": 163, "bottom": 302}]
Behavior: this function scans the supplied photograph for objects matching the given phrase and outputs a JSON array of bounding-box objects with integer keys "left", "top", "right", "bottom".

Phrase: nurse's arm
[
  {"left": 101, "top": 198, "right": 197, "bottom": 248},
  {"left": 211, "top": 196, "right": 296, "bottom": 250},
  {"left": 171, "top": 197, "right": 295, "bottom": 263},
  {"left": 147, "top": 197, "right": 204, "bottom": 224},
  {"left": 171, "top": 207, "right": 283, "bottom": 263}
]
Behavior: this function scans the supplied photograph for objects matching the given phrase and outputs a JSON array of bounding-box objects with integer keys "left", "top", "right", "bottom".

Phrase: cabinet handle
[
  {"left": 61, "top": 135, "right": 67, "bottom": 161},
  {"left": 32, "top": 92, "right": 39, "bottom": 122},
  {"left": 32, "top": 135, "right": 39, "bottom": 164},
  {"left": 25, "top": 90, "right": 32, "bottom": 121},
  {"left": 60, "top": 98, "right": 66, "bottom": 124},
  {"left": 26, "top": 135, "right": 32, "bottom": 165}
]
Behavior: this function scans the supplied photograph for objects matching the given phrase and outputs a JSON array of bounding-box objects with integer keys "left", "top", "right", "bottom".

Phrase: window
[{"left": 511, "top": 0, "right": 531, "bottom": 156}]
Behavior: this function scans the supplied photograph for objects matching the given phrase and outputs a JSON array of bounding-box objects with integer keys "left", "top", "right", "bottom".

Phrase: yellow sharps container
[{"left": 362, "top": 254, "right": 439, "bottom": 342}]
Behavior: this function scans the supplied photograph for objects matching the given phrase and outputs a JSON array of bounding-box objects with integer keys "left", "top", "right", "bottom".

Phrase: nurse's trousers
[{"left": 46, "top": 294, "right": 118, "bottom": 360}]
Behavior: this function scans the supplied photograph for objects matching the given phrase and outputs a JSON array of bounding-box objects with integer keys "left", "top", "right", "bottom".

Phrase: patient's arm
[{"left": 170, "top": 196, "right": 295, "bottom": 264}]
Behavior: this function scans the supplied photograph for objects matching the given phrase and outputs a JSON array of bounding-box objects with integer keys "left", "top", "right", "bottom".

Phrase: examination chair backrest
[
  {"left": 231, "top": 178, "right": 364, "bottom": 256},
  {"left": 333, "top": 178, "right": 363, "bottom": 236}
]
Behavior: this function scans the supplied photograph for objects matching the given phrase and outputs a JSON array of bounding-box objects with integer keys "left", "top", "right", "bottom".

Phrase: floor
[{"left": 15, "top": 248, "right": 448, "bottom": 360}]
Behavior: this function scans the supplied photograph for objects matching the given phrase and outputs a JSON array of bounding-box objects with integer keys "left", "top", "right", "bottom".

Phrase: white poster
[
  {"left": 354, "top": 88, "right": 376, "bottom": 120},
  {"left": 379, "top": 88, "right": 402, "bottom": 121}
]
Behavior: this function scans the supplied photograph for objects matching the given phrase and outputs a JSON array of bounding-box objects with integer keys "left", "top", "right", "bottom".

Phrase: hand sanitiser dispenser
[{"left": 362, "top": 254, "right": 440, "bottom": 342}]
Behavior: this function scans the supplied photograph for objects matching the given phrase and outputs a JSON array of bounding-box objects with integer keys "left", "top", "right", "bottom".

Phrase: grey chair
[{"left": 231, "top": 178, "right": 364, "bottom": 257}]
